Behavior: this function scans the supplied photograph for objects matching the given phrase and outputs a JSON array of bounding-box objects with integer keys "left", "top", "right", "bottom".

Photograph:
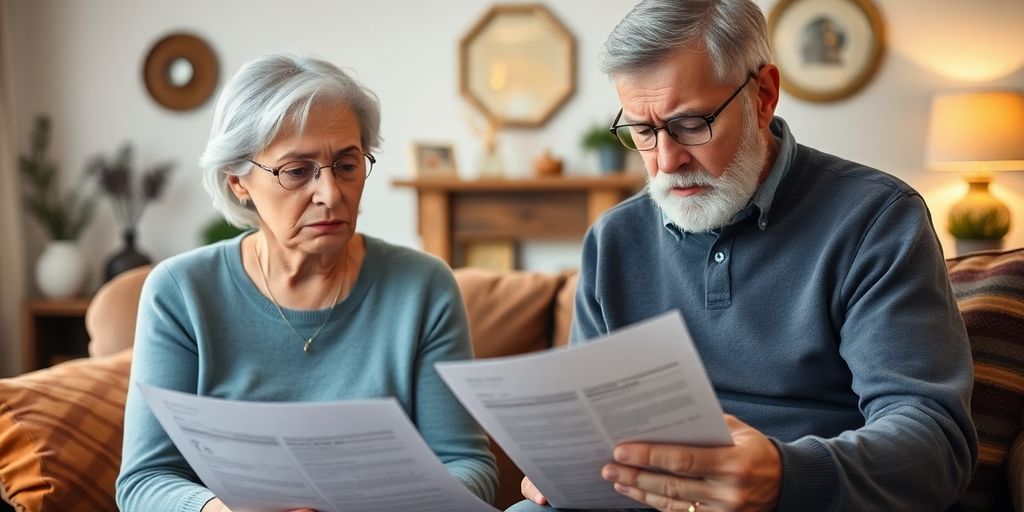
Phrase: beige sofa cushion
[
  {"left": 0, "top": 350, "right": 131, "bottom": 512},
  {"left": 85, "top": 265, "right": 151, "bottom": 357}
]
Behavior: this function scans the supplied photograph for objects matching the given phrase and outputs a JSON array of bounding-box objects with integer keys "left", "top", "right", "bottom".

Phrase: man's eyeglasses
[
  {"left": 609, "top": 73, "right": 756, "bottom": 151},
  {"left": 249, "top": 151, "right": 376, "bottom": 190}
]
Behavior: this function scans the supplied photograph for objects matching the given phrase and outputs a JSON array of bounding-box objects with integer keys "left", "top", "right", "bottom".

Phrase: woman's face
[{"left": 230, "top": 101, "right": 366, "bottom": 256}]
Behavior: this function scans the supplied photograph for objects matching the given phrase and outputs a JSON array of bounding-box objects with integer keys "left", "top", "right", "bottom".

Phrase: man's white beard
[{"left": 645, "top": 109, "right": 767, "bottom": 233}]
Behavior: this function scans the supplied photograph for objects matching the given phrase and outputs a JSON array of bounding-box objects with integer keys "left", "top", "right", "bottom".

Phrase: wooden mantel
[{"left": 392, "top": 174, "right": 645, "bottom": 267}]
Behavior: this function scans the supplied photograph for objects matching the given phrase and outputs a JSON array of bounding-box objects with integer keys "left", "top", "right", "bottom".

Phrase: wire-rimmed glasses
[
  {"left": 609, "top": 73, "right": 756, "bottom": 151},
  {"left": 249, "top": 150, "right": 376, "bottom": 190}
]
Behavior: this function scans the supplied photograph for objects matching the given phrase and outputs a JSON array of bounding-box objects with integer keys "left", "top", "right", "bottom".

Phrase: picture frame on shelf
[
  {"left": 768, "top": 0, "right": 885, "bottom": 103},
  {"left": 464, "top": 241, "right": 517, "bottom": 272},
  {"left": 411, "top": 142, "right": 458, "bottom": 177}
]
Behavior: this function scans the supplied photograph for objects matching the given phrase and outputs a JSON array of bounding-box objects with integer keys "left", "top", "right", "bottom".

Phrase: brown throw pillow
[
  {"left": 552, "top": 271, "right": 578, "bottom": 348},
  {"left": 946, "top": 248, "right": 1024, "bottom": 511},
  {"left": 454, "top": 267, "right": 564, "bottom": 359},
  {"left": 0, "top": 350, "right": 131, "bottom": 512}
]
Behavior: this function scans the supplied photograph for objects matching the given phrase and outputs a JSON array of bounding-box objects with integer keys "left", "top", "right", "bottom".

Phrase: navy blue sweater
[{"left": 572, "top": 118, "right": 977, "bottom": 511}]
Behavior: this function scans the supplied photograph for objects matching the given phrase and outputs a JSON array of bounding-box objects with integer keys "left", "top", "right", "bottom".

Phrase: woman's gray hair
[
  {"left": 599, "top": 0, "right": 772, "bottom": 84},
  {"left": 200, "top": 54, "right": 382, "bottom": 228}
]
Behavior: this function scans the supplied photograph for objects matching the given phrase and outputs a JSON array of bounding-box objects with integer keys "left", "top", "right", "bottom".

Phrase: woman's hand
[
  {"left": 201, "top": 498, "right": 316, "bottom": 512},
  {"left": 521, "top": 476, "right": 548, "bottom": 505}
]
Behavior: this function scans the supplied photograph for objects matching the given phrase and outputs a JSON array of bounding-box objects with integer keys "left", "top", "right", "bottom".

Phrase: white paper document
[
  {"left": 138, "top": 384, "right": 498, "bottom": 512},
  {"left": 436, "top": 311, "right": 732, "bottom": 510}
]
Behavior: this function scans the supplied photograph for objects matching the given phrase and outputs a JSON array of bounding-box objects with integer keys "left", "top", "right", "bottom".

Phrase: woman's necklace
[{"left": 253, "top": 241, "right": 348, "bottom": 353}]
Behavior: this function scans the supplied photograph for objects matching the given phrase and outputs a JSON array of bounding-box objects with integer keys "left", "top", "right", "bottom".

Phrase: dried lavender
[{"left": 88, "top": 143, "right": 174, "bottom": 230}]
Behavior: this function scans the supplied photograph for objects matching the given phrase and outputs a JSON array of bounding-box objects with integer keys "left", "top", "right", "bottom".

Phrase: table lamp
[{"left": 926, "top": 91, "right": 1024, "bottom": 254}]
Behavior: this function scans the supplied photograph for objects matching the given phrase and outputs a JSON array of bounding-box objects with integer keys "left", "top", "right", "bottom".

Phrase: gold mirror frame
[
  {"left": 143, "top": 33, "right": 219, "bottom": 111},
  {"left": 768, "top": 0, "right": 886, "bottom": 103},
  {"left": 459, "top": 4, "right": 576, "bottom": 128}
]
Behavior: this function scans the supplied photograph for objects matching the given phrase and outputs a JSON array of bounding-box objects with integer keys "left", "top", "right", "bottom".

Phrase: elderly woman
[{"left": 115, "top": 54, "right": 497, "bottom": 512}]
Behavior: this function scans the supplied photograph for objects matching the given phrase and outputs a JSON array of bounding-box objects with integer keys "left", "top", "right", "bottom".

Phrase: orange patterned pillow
[{"left": 0, "top": 350, "right": 131, "bottom": 512}]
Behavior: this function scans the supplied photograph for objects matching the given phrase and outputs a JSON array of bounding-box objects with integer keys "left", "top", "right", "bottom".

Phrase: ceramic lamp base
[{"left": 947, "top": 175, "right": 1011, "bottom": 242}]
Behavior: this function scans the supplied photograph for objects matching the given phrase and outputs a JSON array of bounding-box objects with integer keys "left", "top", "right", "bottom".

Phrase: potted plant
[
  {"left": 948, "top": 199, "right": 1011, "bottom": 256},
  {"left": 19, "top": 115, "right": 96, "bottom": 298},
  {"left": 582, "top": 124, "right": 626, "bottom": 173},
  {"left": 88, "top": 143, "right": 174, "bottom": 281}
]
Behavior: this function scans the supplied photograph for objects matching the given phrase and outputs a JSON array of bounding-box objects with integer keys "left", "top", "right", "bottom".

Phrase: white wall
[{"left": 4, "top": 0, "right": 1024, "bottom": 289}]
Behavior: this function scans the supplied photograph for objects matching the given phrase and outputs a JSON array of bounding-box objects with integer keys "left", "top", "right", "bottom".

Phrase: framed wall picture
[
  {"left": 411, "top": 142, "right": 458, "bottom": 177},
  {"left": 464, "top": 241, "right": 517, "bottom": 271},
  {"left": 768, "top": 0, "right": 885, "bottom": 103}
]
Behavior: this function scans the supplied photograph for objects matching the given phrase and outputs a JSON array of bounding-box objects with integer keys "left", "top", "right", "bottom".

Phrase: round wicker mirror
[{"left": 143, "top": 33, "right": 219, "bottom": 111}]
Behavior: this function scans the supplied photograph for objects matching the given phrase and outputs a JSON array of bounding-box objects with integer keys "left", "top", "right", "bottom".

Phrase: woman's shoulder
[
  {"left": 364, "top": 235, "right": 445, "bottom": 269},
  {"left": 149, "top": 232, "right": 246, "bottom": 286},
  {"left": 363, "top": 235, "right": 453, "bottom": 284}
]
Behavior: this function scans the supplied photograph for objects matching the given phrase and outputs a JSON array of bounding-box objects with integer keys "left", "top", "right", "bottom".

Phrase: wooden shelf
[
  {"left": 393, "top": 174, "right": 644, "bottom": 268},
  {"left": 392, "top": 174, "right": 642, "bottom": 191},
  {"left": 21, "top": 298, "right": 92, "bottom": 372}
]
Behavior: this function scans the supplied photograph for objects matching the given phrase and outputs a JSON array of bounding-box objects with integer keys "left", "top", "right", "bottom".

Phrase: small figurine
[{"left": 533, "top": 149, "right": 563, "bottom": 177}]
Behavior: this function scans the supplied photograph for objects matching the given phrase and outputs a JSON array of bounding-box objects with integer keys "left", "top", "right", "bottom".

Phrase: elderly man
[{"left": 511, "top": 0, "right": 977, "bottom": 511}]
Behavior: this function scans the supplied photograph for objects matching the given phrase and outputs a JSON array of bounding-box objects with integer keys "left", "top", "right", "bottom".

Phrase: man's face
[{"left": 613, "top": 49, "right": 771, "bottom": 233}]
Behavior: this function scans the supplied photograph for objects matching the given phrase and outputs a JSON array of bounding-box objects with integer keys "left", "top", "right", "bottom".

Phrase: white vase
[{"left": 35, "top": 240, "right": 88, "bottom": 299}]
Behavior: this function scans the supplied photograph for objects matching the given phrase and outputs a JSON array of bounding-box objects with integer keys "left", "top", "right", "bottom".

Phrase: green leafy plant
[
  {"left": 200, "top": 216, "right": 246, "bottom": 245},
  {"left": 948, "top": 209, "right": 1011, "bottom": 240},
  {"left": 18, "top": 115, "right": 96, "bottom": 240},
  {"left": 581, "top": 124, "right": 622, "bottom": 152},
  {"left": 582, "top": 124, "right": 628, "bottom": 173}
]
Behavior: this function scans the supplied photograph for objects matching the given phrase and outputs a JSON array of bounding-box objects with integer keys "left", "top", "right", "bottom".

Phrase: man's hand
[
  {"left": 201, "top": 498, "right": 316, "bottom": 512},
  {"left": 521, "top": 476, "right": 548, "bottom": 505},
  {"left": 600, "top": 415, "right": 781, "bottom": 512}
]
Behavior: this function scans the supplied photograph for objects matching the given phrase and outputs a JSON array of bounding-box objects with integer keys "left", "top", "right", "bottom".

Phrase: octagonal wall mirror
[{"left": 460, "top": 4, "right": 576, "bottom": 128}]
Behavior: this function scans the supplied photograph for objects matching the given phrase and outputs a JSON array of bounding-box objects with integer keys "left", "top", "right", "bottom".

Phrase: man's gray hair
[
  {"left": 599, "top": 0, "right": 772, "bottom": 84},
  {"left": 199, "top": 54, "right": 382, "bottom": 229}
]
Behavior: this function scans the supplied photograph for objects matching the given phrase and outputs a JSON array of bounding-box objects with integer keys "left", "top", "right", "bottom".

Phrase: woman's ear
[{"left": 226, "top": 174, "right": 250, "bottom": 203}]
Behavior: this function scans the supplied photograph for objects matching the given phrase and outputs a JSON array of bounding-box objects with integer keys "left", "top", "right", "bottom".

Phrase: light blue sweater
[{"left": 116, "top": 234, "right": 497, "bottom": 512}]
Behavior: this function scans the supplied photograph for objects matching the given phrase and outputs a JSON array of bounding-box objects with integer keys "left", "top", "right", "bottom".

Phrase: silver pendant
[{"left": 303, "top": 339, "right": 312, "bottom": 352}]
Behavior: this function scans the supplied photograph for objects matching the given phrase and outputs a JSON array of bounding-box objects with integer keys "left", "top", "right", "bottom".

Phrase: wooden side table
[
  {"left": 21, "top": 298, "right": 92, "bottom": 372},
  {"left": 393, "top": 174, "right": 645, "bottom": 268}
]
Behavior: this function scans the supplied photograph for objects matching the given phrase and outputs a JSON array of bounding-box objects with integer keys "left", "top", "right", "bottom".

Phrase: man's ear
[
  {"left": 226, "top": 174, "right": 250, "bottom": 203},
  {"left": 754, "top": 64, "right": 781, "bottom": 129}
]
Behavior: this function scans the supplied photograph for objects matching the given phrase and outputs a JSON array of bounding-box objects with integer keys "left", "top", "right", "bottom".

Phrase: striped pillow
[
  {"left": 947, "top": 248, "right": 1024, "bottom": 511},
  {"left": 0, "top": 350, "right": 131, "bottom": 512}
]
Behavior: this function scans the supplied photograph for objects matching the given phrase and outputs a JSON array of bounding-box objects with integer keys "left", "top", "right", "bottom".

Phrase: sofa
[{"left": 1, "top": 248, "right": 1022, "bottom": 511}]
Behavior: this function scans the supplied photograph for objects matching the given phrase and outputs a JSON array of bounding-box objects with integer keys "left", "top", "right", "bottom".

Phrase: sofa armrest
[
  {"left": 1010, "top": 429, "right": 1024, "bottom": 512},
  {"left": 0, "top": 350, "right": 131, "bottom": 511}
]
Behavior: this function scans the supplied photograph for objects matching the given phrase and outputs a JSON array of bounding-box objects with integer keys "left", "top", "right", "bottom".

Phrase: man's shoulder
[
  {"left": 794, "top": 144, "right": 917, "bottom": 199},
  {"left": 592, "top": 190, "right": 660, "bottom": 234}
]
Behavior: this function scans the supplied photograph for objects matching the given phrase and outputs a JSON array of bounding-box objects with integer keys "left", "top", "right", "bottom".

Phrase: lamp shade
[{"left": 926, "top": 91, "right": 1024, "bottom": 172}]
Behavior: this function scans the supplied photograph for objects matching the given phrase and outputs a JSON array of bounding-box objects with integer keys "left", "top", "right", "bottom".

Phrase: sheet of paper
[
  {"left": 436, "top": 311, "right": 732, "bottom": 510},
  {"left": 138, "top": 384, "right": 498, "bottom": 512}
]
